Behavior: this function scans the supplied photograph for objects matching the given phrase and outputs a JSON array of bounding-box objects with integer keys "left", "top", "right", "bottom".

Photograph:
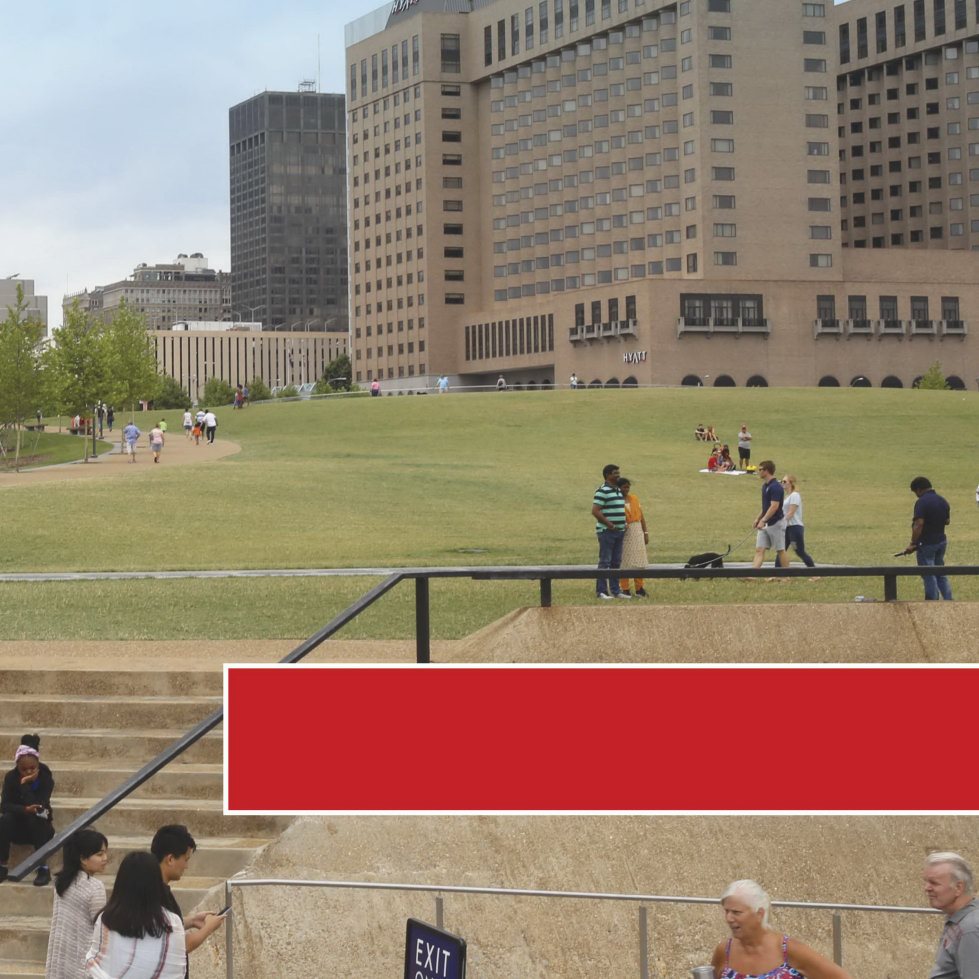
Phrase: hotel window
[
  {"left": 810, "top": 253, "right": 833, "bottom": 267},
  {"left": 876, "top": 11, "right": 888, "bottom": 53},
  {"left": 914, "top": 0, "right": 926, "bottom": 41},
  {"left": 804, "top": 58, "right": 827, "bottom": 72},
  {"left": 803, "top": 3, "right": 826, "bottom": 14},
  {"left": 839, "top": 23, "right": 851, "bottom": 63},
  {"left": 894, "top": 5, "right": 907, "bottom": 46},
  {"left": 708, "top": 0, "right": 731, "bottom": 10},
  {"left": 857, "top": 17, "right": 868, "bottom": 58},
  {"left": 441, "top": 34, "right": 461, "bottom": 73},
  {"left": 540, "top": 0, "right": 549, "bottom": 43},
  {"left": 526, "top": 6, "right": 535, "bottom": 48},
  {"left": 412, "top": 35, "right": 420, "bottom": 76},
  {"left": 713, "top": 251, "right": 737, "bottom": 265},
  {"left": 934, "top": 0, "right": 946, "bottom": 33}
]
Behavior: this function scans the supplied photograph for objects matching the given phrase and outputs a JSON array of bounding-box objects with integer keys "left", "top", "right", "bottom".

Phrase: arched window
[
  {"left": 622, "top": 376, "right": 638, "bottom": 387},
  {"left": 681, "top": 375, "right": 703, "bottom": 387},
  {"left": 605, "top": 377, "right": 620, "bottom": 389},
  {"left": 818, "top": 375, "right": 840, "bottom": 387},
  {"left": 713, "top": 374, "right": 736, "bottom": 387},
  {"left": 911, "top": 375, "right": 923, "bottom": 388},
  {"left": 527, "top": 380, "right": 538, "bottom": 390},
  {"left": 746, "top": 375, "right": 768, "bottom": 388},
  {"left": 850, "top": 375, "right": 872, "bottom": 387},
  {"left": 541, "top": 378, "right": 553, "bottom": 388},
  {"left": 881, "top": 375, "right": 903, "bottom": 388},
  {"left": 946, "top": 374, "right": 966, "bottom": 390},
  {"left": 588, "top": 379, "right": 603, "bottom": 389}
]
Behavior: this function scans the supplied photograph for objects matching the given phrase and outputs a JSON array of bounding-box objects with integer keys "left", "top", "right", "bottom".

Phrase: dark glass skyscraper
[{"left": 229, "top": 91, "right": 348, "bottom": 332}]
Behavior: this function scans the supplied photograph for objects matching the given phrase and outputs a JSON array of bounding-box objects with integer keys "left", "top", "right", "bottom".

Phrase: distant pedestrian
[
  {"left": 778, "top": 473, "right": 815, "bottom": 568},
  {"left": 592, "top": 463, "right": 629, "bottom": 599},
  {"left": 737, "top": 424, "right": 752, "bottom": 470},
  {"left": 203, "top": 409, "right": 217, "bottom": 445},
  {"left": 242, "top": 384, "right": 250, "bottom": 406},
  {"left": 370, "top": 379, "right": 381, "bottom": 397},
  {"left": 123, "top": 421, "right": 140, "bottom": 463},
  {"left": 234, "top": 385, "right": 243, "bottom": 409},
  {"left": 159, "top": 418, "right": 168, "bottom": 434},
  {"left": 182, "top": 409, "right": 193, "bottom": 439},
  {"left": 0, "top": 735, "right": 54, "bottom": 887},
  {"left": 149, "top": 425, "right": 165, "bottom": 463},
  {"left": 106, "top": 406, "right": 114, "bottom": 432},
  {"left": 900, "top": 476, "right": 952, "bottom": 600},
  {"left": 570, "top": 372, "right": 579, "bottom": 390},
  {"left": 752, "top": 461, "right": 789, "bottom": 569},
  {"left": 46, "top": 827, "right": 108, "bottom": 979},
  {"left": 96, "top": 403, "right": 105, "bottom": 438},
  {"left": 496, "top": 374, "right": 507, "bottom": 391},
  {"left": 437, "top": 375, "right": 449, "bottom": 394}
]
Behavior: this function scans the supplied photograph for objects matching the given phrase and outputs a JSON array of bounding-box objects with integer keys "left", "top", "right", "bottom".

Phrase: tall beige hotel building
[{"left": 345, "top": 0, "right": 979, "bottom": 389}]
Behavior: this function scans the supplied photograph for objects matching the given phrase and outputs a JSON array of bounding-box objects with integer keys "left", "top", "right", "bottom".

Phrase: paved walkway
[{"left": 0, "top": 428, "right": 240, "bottom": 487}]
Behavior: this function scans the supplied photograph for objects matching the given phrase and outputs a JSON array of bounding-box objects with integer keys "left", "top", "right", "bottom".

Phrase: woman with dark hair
[
  {"left": 46, "top": 827, "right": 108, "bottom": 978},
  {"left": 85, "top": 851, "right": 187, "bottom": 979},
  {"left": 0, "top": 734, "right": 55, "bottom": 886}
]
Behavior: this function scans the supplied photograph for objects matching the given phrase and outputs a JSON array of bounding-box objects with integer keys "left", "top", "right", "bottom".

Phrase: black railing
[{"left": 7, "top": 562, "right": 979, "bottom": 882}]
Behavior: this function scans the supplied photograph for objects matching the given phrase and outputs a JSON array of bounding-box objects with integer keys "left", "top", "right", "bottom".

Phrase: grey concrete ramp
[{"left": 448, "top": 602, "right": 979, "bottom": 662}]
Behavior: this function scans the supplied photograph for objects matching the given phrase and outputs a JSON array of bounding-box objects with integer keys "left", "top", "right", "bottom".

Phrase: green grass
[{"left": 2, "top": 387, "right": 976, "bottom": 639}]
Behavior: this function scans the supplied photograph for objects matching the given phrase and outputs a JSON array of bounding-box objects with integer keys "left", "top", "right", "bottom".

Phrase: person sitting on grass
[
  {"left": 0, "top": 734, "right": 55, "bottom": 886},
  {"left": 706, "top": 446, "right": 722, "bottom": 471},
  {"left": 705, "top": 424, "right": 717, "bottom": 441},
  {"left": 695, "top": 423, "right": 707, "bottom": 441},
  {"left": 716, "top": 445, "right": 736, "bottom": 472}
]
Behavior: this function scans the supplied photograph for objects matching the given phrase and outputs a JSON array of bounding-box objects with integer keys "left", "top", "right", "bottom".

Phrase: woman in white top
[
  {"left": 780, "top": 473, "right": 816, "bottom": 568},
  {"left": 46, "top": 827, "right": 108, "bottom": 979},
  {"left": 85, "top": 852, "right": 188, "bottom": 979}
]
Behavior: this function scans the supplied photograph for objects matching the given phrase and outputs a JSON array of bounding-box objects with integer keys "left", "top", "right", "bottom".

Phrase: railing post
[
  {"left": 415, "top": 576, "right": 431, "bottom": 663},
  {"left": 436, "top": 893, "right": 444, "bottom": 929},
  {"left": 832, "top": 911, "right": 842, "bottom": 966},
  {"left": 638, "top": 905, "right": 649, "bottom": 979},
  {"left": 540, "top": 577, "right": 552, "bottom": 608},
  {"left": 883, "top": 573, "right": 898, "bottom": 602},
  {"left": 225, "top": 881, "right": 234, "bottom": 979}
]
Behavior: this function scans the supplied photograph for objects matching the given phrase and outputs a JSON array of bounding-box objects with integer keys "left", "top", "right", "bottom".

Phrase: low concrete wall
[{"left": 191, "top": 815, "right": 966, "bottom": 979}]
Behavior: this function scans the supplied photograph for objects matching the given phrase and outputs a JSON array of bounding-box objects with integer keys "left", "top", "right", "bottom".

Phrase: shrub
[
  {"left": 315, "top": 352, "right": 352, "bottom": 393},
  {"left": 917, "top": 362, "right": 950, "bottom": 391},
  {"left": 245, "top": 377, "right": 271, "bottom": 402},
  {"left": 155, "top": 374, "right": 191, "bottom": 409},
  {"left": 201, "top": 378, "right": 235, "bottom": 406},
  {"left": 275, "top": 384, "right": 300, "bottom": 399}
]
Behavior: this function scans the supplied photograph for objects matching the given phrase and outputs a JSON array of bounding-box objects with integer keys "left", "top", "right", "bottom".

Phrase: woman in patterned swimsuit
[{"left": 710, "top": 879, "right": 852, "bottom": 979}]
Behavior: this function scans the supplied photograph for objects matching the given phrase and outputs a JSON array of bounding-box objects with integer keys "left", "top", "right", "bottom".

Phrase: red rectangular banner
[{"left": 224, "top": 665, "right": 979, "bottom": 813}]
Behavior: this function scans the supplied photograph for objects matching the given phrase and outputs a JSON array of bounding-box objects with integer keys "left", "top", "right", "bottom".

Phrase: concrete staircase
[{"left": 0, "top": 661, "right": 291, "bottom": 978}]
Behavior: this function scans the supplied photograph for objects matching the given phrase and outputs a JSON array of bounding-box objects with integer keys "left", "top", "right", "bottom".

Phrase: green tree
[
  {"left": 0, "top": 284, "right": 46, "bottom": 470},
  {"left": 155, "top": 374, "right": 191, "bottom": 409},
  {"left": 917, "top": 361, "right": 950, "bottom": 390},
  {"left": 102, "top": 302, "right": 160, "bottom": 420},
  {"left": 201, "top": 377, "right": 235, "bottom": 407},
  {"left": 315, "top": 352, "right": 352, "bottom": 393},
  {"left": 42, "top": 302, "right": 107, "bottom": 461},
  {"left": 245, "top": 377, "right": 271, "bottom": 402},
  {"left": 275, "top": 384, "right": 300, "bottom": 399}
]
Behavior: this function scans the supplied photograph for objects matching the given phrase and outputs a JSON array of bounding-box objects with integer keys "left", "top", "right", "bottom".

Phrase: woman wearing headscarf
[{"left": 0, "top": 733, "right": 55, "bottom": 886}]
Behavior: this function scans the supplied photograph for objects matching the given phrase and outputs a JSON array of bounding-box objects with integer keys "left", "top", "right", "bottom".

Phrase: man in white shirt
[{"left": 203, "top": 410, "right": 217, "bottom": 445}]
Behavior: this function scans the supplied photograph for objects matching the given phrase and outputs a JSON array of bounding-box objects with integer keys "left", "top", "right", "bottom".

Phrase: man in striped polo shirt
[{"left": 591, "top": 463, "right": 630, "bottom": 599}]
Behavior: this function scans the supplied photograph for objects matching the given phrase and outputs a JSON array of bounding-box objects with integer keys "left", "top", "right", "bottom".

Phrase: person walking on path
[
  {"left": 592, "top": 463, "right": 629, "bottom": 599},
  {"left": 617, "top": 477, "right": 650, "bottom": 597},
  {"left": 778, "top": 473, "right": 816, "bottom": 568},
  {"left": 752, "top": 461, "right": 789, "bottom": 569},
  {"left": 737, "top": 424, "right": 752, "bottom": 470},
  {"left": 923, "top": 851, "right": 978, "bottom": 979},
  {"left": 45, "top": 827, "right": 109, "bottom": 979},
  {"left": 496, "top": 374, "right": 508, "bottom": 391},
  {"left": 203, "top": 409, "right": 217, "bottom": 445},
  {"left": 182, "top": 409, "right": 193, "bottom": 439},
  {"left": 106, "top": 406, "right": 114, "bottom": 432},
  {"left": 123, "top": 421, "right": 141, "bottom": 463},
  {"left": 149, "top": 425, "right": 165, "bottom": 463},
  {"left": 900, "top": 475, "right": 952, "bottom": 600}
]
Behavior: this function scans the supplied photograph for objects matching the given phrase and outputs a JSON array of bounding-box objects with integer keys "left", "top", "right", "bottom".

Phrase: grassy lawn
[
  {"left": 0, "top": 427, "right": 113, "bottom": 469},
  {"left": 2, "top": 387, "right": 976, "bottom": 638}
]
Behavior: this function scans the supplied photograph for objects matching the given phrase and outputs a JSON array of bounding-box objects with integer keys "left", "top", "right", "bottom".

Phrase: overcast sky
[
  {"left": 0, "top": 0, "right": 386, "bottom": 327},
  {"left": 2, "top": 0, "right": 846, "bottom": 328}
]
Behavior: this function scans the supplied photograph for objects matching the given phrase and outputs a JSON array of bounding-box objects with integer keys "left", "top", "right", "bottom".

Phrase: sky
[
  {"left": 0, "top": 0, "right": 385, "bottom": 329},
  {"left": 2, "top": 0, "right": 846, "bottom": 329}
]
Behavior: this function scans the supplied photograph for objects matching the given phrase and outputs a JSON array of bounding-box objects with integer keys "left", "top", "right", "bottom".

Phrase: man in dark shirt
[
  {"left": 152, "top": 824, "right": 226, "bottom": 976},
  {"left": 591, "top": 463, "right": 629, "bottom": 599},
  {"left": 751, "top": 460, "right": 789, "bottom": 569},
  {"left": 901, "top": 476, "right": 952, "bottom": 600}
]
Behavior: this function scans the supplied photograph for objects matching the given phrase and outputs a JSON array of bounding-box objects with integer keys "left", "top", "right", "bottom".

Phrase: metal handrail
[
  {"left": 222, "top": 876, "right": 941, "bottom": 978},
  {"left": 7, "top": 561, "right": 977, "bottom": 881},
  {"left": 4, "top": 573, "right": 405, "bottom": 882}
]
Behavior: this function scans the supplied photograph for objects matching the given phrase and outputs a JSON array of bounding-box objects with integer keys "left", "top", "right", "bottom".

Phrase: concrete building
[
  {"left": 344, "top": 0, "right": 979, "bottom": 390},
  {"left": 229, "top": 91, "right": 349, "bottom": 333},
  {"left": 0, "top": 276, "right": 48, "bottom": 336},
  {"left": 63, "top": 255, "right": 231, "bottom": 332}
]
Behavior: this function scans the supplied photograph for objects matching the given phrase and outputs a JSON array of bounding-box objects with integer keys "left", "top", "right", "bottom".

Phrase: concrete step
[
  {"left": 0, "top": 919, "right": 47, "bottom": 968},
  {"left": 0, "top": 874, "right": 223, "bottom": 916},
  {"left": 0, "top": 695, "right": 221, "bottom": 729},
  {"left": 0, "top": 669, "right": 223, "bottom": 698},
  {"left": 0, "top": 959, "right": 45, "bottom": 977},
  {"left": 0, "top": 728, "right": 223, "bottom": 764},
  {"left": 51, "top": 760, "right": 223, "bottom": 800},
  {"left": 56, "top": 799, "right": 289, "bottom": 838}
]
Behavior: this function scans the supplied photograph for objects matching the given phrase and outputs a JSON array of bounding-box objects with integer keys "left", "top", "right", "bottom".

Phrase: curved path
[{"left": 0, "top": 430, "right": 241, "bottom": 487}]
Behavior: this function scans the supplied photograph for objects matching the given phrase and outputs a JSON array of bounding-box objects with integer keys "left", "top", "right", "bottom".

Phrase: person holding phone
[{"left": 0, "top": 734, "right": 55, "bottom": 886}]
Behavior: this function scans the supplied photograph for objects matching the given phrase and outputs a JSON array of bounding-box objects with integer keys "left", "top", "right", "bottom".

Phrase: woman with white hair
[{"left": 710, "top": 879, "right": 852, "bottom": 978}]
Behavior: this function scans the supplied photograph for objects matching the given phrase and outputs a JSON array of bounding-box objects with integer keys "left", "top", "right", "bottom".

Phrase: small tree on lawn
[
  {"left": 155, "top": 374, "right": 191, "bottom": 409},
  {"left": 42, "top": 303, "right": 107, "bottom": 461},
  {"left": 314, "top": 352, "right": 352, "bottom": 393},
  {"left": 0, "top": 284, "right": 46, "bottom": 471},
  {"left": 102, "top": 301, "right": 160, "bottom": 420},
  {"left": 244, "top": 377, "right": 271, "bottom": 402},
  {"left": 917, "top": 361, "right": 949, "bottom": 390},
  {"left": 201, "top": 377, "right": 235, "bottom": 407}
]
